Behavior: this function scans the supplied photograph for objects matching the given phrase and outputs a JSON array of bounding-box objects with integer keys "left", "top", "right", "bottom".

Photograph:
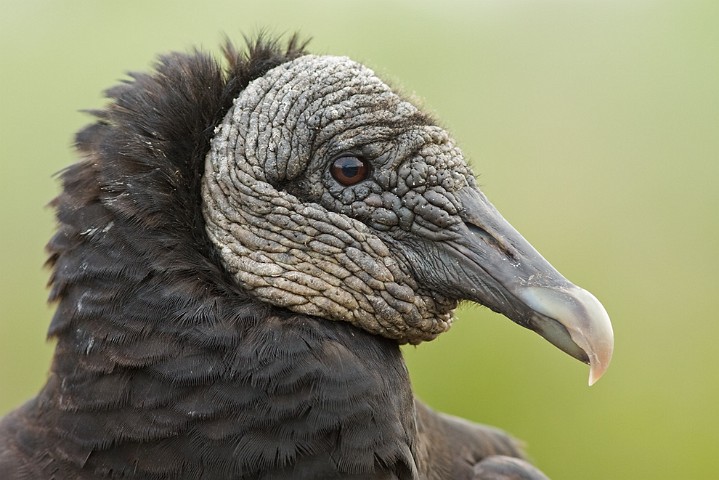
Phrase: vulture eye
[{"left": 330, "top": 155, "right": 370, "bottom": 186}]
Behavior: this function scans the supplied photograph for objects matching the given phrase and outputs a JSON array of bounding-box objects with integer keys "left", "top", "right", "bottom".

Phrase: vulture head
[
  {"left": 202, "top": 51, "right": 613, "bottom": 382},
  {"left": 0, "top": 36, "right": 613, "bottom": 479}
]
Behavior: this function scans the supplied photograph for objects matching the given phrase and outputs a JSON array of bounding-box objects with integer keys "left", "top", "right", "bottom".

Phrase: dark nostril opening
[
  {"left": 465, "top": 222, "right": 491, "bottom": 242},
  {"left": 464, "top": 222, "right": 517, "bottom": 262}
]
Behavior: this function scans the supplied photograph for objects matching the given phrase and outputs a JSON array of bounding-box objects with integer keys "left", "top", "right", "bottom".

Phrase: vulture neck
[{"left": 27, "top": 162, "right": 420, "bottom": 477}]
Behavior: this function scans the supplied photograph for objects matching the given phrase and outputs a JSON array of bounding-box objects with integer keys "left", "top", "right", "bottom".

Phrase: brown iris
[{"left": 330, "top": 155, "right": 370, "bottom": 186}]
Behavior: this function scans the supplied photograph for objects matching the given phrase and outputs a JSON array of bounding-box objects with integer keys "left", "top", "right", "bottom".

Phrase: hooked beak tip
[
  {"left": 588, "top": 358, "right": 609, "bottom": 386},
  {"left": 518, "top": 285, "right": 614, "bottom": 386}
]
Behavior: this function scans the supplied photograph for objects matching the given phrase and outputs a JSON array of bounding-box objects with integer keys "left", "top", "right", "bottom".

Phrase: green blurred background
[{"left": 1, "top": 1, "right": 717, "bottom": 478}]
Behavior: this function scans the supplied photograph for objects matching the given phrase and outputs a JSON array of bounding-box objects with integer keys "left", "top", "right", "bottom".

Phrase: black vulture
[{"left": 0, "top": 36, "right": 613, "bottom": 479}]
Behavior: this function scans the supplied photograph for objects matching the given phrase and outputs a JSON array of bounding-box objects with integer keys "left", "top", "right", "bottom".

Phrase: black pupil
[{"left": 331, "top": 156, "right": 368, "bottom": 186}]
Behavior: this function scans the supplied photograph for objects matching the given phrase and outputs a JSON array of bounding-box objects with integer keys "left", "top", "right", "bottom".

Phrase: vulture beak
[{"left": 439, "top": 188, "right": 614, "bottom": 385}]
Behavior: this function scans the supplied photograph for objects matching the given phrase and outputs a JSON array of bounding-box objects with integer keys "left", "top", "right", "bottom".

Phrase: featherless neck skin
[{"left": 202, "top": 55, "right": 469, "bottom": 344}]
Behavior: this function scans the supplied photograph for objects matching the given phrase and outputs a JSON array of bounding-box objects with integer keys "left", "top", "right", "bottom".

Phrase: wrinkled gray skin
[
  {"left": 203, "top": 55, "right": 466, "bottom": 343},
  {"left": 202, "top": 54, "right": 613, "bottom": 382}
]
